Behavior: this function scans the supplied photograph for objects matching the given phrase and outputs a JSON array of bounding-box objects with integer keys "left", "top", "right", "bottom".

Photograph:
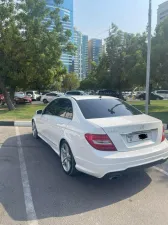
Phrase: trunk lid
[{"left": 88, "top": 114, "right": 162, "bottom": 152}]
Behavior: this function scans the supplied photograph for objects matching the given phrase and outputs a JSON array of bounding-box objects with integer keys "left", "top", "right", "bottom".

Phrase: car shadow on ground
[{"left": 0, "top": 133, "right": 152, "bottom": 221}]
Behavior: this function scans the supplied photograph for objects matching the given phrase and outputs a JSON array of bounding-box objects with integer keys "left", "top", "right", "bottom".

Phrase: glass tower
[
  {"left": 74, "top": 28, "right": 82, "bottom": 80},
  {"left": 46, "top": 0, "right": 74, "bottom": 73},
  {"left": 82, "top": 35, "right": 88, "bottom": 79},
  {"left": 73, "top": 28, "right": 88, "bottom": 80},
  {"left": 88, "top": 39, "right": 102, "bottom": 72}
]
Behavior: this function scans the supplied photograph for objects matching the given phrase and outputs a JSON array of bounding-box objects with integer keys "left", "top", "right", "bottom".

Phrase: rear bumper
[
  {"left": 104, "top": 158, "right": 168, "bottom": 179},
  {"left": 75, "top": 141, "right": 168, "bottom": 178}
]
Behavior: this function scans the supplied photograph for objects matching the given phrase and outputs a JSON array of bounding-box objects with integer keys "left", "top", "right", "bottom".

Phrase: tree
[
  {"left": 80, "top": 61, "right": 98, "bottom": 90},
  {"left": 85, "top": 24, "right": 147, "bottom": 95},
  {"left": 0, "top": 0, "right": 75, "bottom": 110},
  {"left": 62, "top": 73, "right": 80, "bottom": 91},
  {"left": 151, "top": 17, "right": 168, "bottom": 89},
  {"left": 104, "top": 24, "right": 147, "bottom": 93}
]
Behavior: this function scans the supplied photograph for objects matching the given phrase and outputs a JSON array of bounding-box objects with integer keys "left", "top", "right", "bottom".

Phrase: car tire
[
  {"left": 60, "top": 141, "right": 78, "bottom": 176},
  {"left": 43, "top": 99, "right": 48, "bottom": 104},
  {"left": 140, "top": 98, "right": 144, "bottom": 101},
  {"left": 32, "top": 121, "right": 39, "bottom": 139}
]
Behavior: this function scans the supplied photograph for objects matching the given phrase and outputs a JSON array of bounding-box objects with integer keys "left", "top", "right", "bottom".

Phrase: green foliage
[
  {"left": 80, "top": 24, "right": 147, "bottom": 92},
  {"left": 151, "top": 17, "right": 168, "bottom": 89},
  {"left": 62, "top": 73, "right": 80, "bottom": 91},
  {"left": 0, "top": 0, "right": 75, "bottom": 109}
]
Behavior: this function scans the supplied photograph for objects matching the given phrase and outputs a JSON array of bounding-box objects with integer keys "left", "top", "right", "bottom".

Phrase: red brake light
[
  {"left": 85, "top": 134, "right": 117, "bottom": 151},
  {"left": 162, "top": 126, "right": 166, "bottom": 142}
]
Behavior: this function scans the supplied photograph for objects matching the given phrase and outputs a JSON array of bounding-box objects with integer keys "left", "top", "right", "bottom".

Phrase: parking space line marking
[
  {"left": 154, "top": 166, "right": 168, "bottom": 177},
  {"left": 15, "top": 127, "right": 39, "bottom": 225}
]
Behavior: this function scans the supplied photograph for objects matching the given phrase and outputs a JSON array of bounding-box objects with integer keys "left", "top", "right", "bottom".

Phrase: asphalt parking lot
[{"left": 0, "top": 127, "right": 168, "bottom": 225}]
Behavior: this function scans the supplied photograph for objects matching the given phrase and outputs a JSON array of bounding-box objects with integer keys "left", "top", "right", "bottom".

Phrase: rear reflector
[
  {"left": 85, "top": 134, "right": 117, "bottom": 151},
  {"left": 162, "top": 126, "right": 166, "bottom": 142}
]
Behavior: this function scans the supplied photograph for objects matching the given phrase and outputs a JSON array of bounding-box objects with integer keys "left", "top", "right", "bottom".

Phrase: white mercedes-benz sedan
[{"left": 32, "top": 96, "right": 168, "bottom": 178}]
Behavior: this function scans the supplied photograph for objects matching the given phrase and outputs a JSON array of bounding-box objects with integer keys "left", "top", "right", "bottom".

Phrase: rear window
[
  {"left": 157, "top": 90, "right": 168, "bottom": 94},
  {"left": 66, "top": 91, "right": 81, "bottom": 95},
  {"left": 98, "top": 90, "right": 118, "bottom": 97},
  {"left": 77, "top": 99, "right": 142, "bottom": 119}
]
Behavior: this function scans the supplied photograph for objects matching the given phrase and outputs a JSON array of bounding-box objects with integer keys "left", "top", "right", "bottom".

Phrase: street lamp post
[{"left": 145, "top": 0, "right": 152, "bottom": 114}]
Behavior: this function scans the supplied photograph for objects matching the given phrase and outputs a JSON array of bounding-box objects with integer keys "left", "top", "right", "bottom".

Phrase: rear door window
[
  {"left": 77, "top": 98, "right": 142, "bottom": 119},
  {"left": 43, "top": 98, "right": 73, "bottom": 119}
]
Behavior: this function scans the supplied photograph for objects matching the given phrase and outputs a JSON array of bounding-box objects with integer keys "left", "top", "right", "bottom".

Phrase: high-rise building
[
  {"left": 73, "top": 28, "right": 88, "bottom": 80},
  {"left": 88, "top": 39, "right": 102, "bottom": 72},
  {"left": 157, "top": 1, "right": 168, "bottom": 24},
  {"left": 46, "top": 0, "right": 74, "bottom": 72},
  {"left": 102, "top": 42, "right": 107, "bottom": 54},
  {"left": 74, "top": 28, "right": 83, "bottom": 80},
  {"left": 82, "top": 35, "right": 89, "bottom": 79}
]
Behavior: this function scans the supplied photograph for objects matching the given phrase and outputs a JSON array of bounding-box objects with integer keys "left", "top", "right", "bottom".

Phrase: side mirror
[{"left": 36, "top": 110, "right": 43, "bottom": 115}]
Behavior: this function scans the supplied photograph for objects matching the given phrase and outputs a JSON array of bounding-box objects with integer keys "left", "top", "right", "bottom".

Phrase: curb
[{"left": 0, "top": 121, "right": 31, "bottom": 127}]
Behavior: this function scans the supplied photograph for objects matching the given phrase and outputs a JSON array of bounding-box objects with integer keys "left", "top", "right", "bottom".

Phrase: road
[{"left": 0, "top": 127, "right": 168, "bottom": 225}]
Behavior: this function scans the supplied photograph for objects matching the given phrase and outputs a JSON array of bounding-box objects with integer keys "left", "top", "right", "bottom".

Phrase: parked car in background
[
  {"left": 0, "top": 92, "right": 32, "bottom": 105},
  {"left": 0, "top": 94, "right": 5, "bottom": 105},
  {"left": 32, "top": 96, "right": 168, "bottom": 178},
  {"left": 132, "top": 91, "right": 145, "bottom": 98},
  {"left": 98, "top": 90, "right": 120, "bottom": 98},
  {"left": 153, "top": 90, "right": 168, "bottom": 99},
  {"left": 97, "top": 89, "right": 125, "bottom": 100},
  {"left": 65, "top": 90, "right": 87, "bottom": 96},
  {"left": 25, "top": 90, "right": 41, "bottom": 101},
  {"left": 122, "top": 91, "right": 132, "bottom": 99},
  {"left": 136, "top": 92, "right": 163, "bottom": 100},
  {"left": 40, "top": 91, "right": 50, "bottom": 95},
  {"left": 38, "top": 91, "right": 50, "bottom": 101},
  {"left": 14, "top": 92, "right": 32, "bottom": 104},
  {"left": 41, "top": 92, "right": 63, "bottom": 104}
]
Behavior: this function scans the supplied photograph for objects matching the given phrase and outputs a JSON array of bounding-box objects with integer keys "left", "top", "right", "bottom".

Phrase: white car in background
[
  {"left": 153, "top": 90, "right": 168, "bottom": 99},
  {"left": 25, "top": 90, "right": 41, "bottom": 101},
  {"left": 32, "top": 96, "right": 168, "bottom": 179},
  {"left": 41, "top": 91, "right": 63, "bottom": 104}
]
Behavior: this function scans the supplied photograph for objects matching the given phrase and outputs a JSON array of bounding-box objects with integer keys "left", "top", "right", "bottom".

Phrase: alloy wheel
[
  {"left": 32, "top": 121, "right": 38, "bottom": 139},
  {"left": 61, "top": 143, "right": 72, "bottom": 173}
]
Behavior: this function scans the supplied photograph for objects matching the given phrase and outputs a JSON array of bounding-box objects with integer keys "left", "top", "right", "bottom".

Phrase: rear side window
[
  {"left": 46, "top": 93, "right": 57, "bottom": 96},
  {"left": 26, "top": 92, "right": 33, "bottom": 95},
  {"left": 43, "top": 98, "right": 73, "bottom": 119},
  {"left": 77, "top": 99, "right": 142, "bottom": 119},
  {"left": 66, "top": 91, "right": 81, "bottom": 95}
]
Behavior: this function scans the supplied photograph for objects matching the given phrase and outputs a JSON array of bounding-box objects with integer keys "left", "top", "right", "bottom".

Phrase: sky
[{"left": 74, "top": 0, "right": 166, "bottom": 40}]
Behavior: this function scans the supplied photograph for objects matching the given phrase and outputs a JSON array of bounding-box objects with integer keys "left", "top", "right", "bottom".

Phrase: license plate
[{"left": 127, "top": 132, "right": 150, "bottom": 143}]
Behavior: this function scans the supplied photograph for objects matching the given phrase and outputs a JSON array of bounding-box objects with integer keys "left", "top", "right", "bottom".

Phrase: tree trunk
[
  {"left": 10, "top": 86, "right": 16, "bottom": 102},
  {"left": 0, "top": 77, "right": 15, "bottom": 111}
]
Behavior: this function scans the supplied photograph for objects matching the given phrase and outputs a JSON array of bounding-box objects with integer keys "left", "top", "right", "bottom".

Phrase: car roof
[{"left": 62, "top": 95, "right": 117, "bottom": 101}]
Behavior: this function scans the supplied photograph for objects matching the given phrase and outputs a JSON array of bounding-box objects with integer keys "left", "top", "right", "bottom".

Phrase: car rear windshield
[{"left": 77, "top": 98, "right": 142, "bottom": 119}]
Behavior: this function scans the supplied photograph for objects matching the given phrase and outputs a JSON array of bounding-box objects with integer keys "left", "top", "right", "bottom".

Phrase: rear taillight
[
  {"left": 162, "top": 126, "right": 166, "bottom": 142},
  {"left": 85, "top": 134, "right": 117, "bottom": 151}
]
